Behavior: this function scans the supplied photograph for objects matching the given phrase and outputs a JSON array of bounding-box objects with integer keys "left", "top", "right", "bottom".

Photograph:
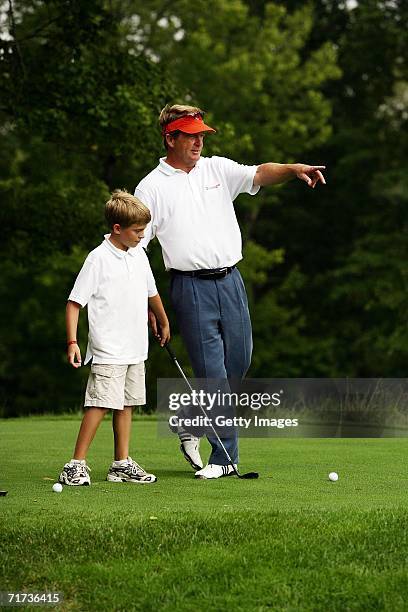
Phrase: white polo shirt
[
  {"left": 135, "top": 156, "right": 260, "bottom": 270},
  {"left": 68, "top": 236, "right": 158, "bottom": 365}
]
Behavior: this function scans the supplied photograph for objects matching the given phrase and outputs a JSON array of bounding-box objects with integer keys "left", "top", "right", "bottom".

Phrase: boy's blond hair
[{"left": 105, "top": 190, "right": 151, "bottom": 228}]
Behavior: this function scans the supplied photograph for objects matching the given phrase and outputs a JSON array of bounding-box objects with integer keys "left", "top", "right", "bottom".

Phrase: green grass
[{"left": 1, "top": 418, "right": 408, "bottom": 611}]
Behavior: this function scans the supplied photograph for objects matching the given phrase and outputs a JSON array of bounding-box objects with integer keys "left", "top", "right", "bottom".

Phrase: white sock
[
  {"left": 113, "top": 458, "right": 128, "bottom": 466},
  {"left": 70, "top": 459, "right": 85, "bottom": 465}
]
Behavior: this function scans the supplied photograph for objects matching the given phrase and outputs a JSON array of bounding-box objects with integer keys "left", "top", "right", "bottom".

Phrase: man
[{"left": 135, "top": 104, "right": 325, "bottom": 479}]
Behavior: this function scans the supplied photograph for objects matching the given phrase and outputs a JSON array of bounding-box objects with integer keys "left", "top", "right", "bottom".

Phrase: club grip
[{"left": 165, "top": 343, "right": 177, "bottom": 361}]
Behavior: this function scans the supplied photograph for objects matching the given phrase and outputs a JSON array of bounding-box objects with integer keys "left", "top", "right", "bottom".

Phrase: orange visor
[{"left": 162, "top": 114, "right": 216, "bottom": 135}]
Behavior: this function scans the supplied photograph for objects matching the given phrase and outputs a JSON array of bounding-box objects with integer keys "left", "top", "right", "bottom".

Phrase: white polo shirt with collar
[
  {"left": 68, "top": 235, "right": 158, "bottom": 365},
  {"left": 135, "top": 156, "right": 260, "bottom": 271}
]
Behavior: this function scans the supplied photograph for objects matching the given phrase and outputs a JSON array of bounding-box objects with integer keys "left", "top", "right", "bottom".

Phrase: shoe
[
  {"left": 195, "top": 463, "right": 237, "bottom": 479},
  {"left": 180, "top": 437, "right": 203, "bottom": 470},
  {"left": 106, "top": 456, "right": 157, "bottom": 484},
  {"left": 59, "top": 460, "right": 91, "bottom": 486}
]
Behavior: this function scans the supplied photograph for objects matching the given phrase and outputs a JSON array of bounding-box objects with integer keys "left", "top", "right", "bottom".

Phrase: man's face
[{"left": 168, "top": 132, "right": 206, "bottom": 167}]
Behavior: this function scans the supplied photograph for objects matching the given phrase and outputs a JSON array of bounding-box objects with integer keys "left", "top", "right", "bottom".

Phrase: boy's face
[{"left": 111, "top": 223, "right": 146, "bottom": 250}]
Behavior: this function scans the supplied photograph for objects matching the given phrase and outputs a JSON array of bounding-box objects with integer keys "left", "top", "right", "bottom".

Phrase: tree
[
  {"left": 0, "top": 0, "right": 180, "bottom": 415},
  {"left": 240, "top": 0, "right": 408, "bottom": 376}
]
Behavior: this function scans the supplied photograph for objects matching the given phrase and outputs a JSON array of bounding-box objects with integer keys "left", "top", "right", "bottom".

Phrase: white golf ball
[
  {"left": 52, "top": 482, "right": 63, "bottom": 493},
  {"left": 328, "top": 472, "right": 339, "bottom": 482}
]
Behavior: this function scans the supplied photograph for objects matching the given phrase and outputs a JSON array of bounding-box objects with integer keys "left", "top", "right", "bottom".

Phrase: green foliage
[
  {"left": 309, "top": 0, "right": 408, "bottom": 375},
  {"left": 1, "top": 0, "right": 406, "bottom": 415},
  {"left": 0, "top": 0, "right": 181, "bottom": 415},
  {"left": 247, "top": 0, "right": 408, "bottom": 377},
  {"left": 0, "top": 249, "right": 90, "bottom": 416},
  {"left": 133, "top": 0, "right": 340, "bottom": 160}
]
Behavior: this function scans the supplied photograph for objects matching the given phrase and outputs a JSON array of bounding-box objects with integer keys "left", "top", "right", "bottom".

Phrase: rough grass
[{"left": 1, "top": 418, "right": 408, "bottom": 611}]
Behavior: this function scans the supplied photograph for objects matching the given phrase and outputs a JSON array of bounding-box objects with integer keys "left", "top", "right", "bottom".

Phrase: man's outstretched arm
[{"left": 253, "top": 163, "right": 326, "bottom": 188}]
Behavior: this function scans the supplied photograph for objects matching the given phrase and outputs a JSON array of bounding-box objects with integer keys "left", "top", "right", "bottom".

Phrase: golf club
[{"left": 164, "top": 343, "right": 259, "bottom": 479}]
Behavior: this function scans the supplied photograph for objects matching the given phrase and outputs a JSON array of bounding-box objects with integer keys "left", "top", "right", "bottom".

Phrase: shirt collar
[
  {"left": 103, "top": 234, "right": 138, "bottom": 258},
  {"left": 158, "top": 157, "right": 202, "bottom": 175}
]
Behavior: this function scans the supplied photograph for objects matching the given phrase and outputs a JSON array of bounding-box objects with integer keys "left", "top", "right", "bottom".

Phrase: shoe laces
[
  {"left": 126, "top": 457, "right": 145, "bottom": 475},
  {"left": 70, "top": 462, "right": 91, "bottom": 476}
]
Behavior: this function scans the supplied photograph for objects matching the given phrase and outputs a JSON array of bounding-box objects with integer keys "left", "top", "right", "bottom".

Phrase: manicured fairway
[{"left": 1, "top": 417, "right": 408, "bottom": 611}]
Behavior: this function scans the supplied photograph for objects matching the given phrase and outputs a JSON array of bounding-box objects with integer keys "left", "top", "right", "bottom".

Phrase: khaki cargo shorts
[{"left": 84, "top": 363, "right": 146, "bottom": 410}]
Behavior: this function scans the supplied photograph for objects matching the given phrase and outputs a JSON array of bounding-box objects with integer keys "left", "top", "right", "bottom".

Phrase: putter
[
  {"left": 165, "top": 343, "right": 259, "bottom": 479},
  {"left": 0, "top": 491, "right": 8, "bottom": 496}
]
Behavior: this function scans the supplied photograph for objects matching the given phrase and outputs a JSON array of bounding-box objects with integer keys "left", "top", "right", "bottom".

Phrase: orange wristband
[{"left": 67, "top": 340, "right": 78, "bottom": 346}]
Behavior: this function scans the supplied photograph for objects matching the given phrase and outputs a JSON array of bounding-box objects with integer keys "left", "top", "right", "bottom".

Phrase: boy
[{"left": 58, "top": 190, "right": 170, "bottom": 486}]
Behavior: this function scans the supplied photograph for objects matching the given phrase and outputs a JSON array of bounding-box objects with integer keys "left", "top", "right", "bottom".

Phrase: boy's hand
[
  {"left": 67, "top": 343, "right": 82, "bottom": 368},
  {"left": 148, "top": 308, "right": 158, "bottom": 337},
  {"left": 156, "top": 322, "right": 171, "bottom": 347},
  {"left": 148, "top": 294, "right": 170, "bottom": 346}
]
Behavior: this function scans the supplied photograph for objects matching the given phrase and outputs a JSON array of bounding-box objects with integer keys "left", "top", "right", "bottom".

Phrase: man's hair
[
  {"left": 159, "top": 103, "right": 205, "bottom": 149},
  {"left": 105, "top": 189, "right": 151, "bottom": 228}
]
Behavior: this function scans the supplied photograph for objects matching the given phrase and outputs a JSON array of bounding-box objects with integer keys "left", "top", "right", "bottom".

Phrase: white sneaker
[
  {"left": 106, "top": 456, "right": 157, "bottom": 484},
  {"left": 59, "top": 460, "right": 91, "bottom": 486},
  {"left": 195, "top": 463, "right": 237, "bottom": 479},
  {"left": 180, "top": 437, "right": 203, "bottom": 470}
]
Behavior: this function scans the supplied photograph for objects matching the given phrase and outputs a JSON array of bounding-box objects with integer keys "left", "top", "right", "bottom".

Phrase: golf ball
[
  {"left": 328, "top": 472, "right": 339, "bottom": 482},
  {"left": 52, "top": 482, "right": 63, "bottom": 493}
]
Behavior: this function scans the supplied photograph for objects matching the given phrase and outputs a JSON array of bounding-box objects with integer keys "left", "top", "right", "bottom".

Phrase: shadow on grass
[{"left": 153, "top": 469, "right": 195, "bottom": 479}]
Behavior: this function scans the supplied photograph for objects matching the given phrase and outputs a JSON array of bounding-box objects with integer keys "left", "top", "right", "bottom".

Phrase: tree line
[{"left": 0, "top": 0, "right": 406, "bottom": 416}]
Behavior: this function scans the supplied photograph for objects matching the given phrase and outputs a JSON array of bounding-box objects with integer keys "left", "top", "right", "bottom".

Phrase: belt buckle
[
  {"left": 217, "top": 267, "right": 228, "bottom": 278},
  {"left": 196, "top": 267, "right": 229, "bottom": 279}
]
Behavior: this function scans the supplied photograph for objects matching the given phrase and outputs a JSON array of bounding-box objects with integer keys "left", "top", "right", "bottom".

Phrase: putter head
[
  {"left": 0, "top": 490, "right": 8, "bottom": 496},
  {"left": 240, "top": 472, "right": 259, "bottom": 479}
]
